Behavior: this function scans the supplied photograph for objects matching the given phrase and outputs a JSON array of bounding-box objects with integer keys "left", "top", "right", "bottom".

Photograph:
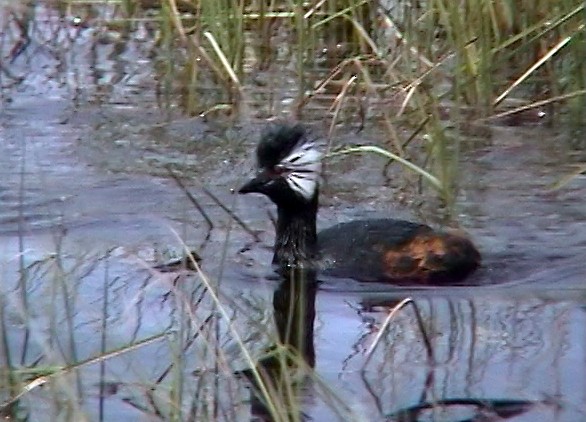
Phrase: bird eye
[{"left": 271, "top": 166, "right": 287, "bottom": 176}]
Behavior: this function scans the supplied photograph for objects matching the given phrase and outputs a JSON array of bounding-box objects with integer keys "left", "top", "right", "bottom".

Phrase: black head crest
[
  {"left": 257, "top": 123, "right": 308, "bottom": 169},
  {"left": 240, "top": 123, "right": 322, "bottom": 201}
]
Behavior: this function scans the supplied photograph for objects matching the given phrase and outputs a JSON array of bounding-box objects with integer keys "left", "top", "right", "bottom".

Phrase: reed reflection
[{"left": 247, "top": 269, "right": 317, "bottom": 421}]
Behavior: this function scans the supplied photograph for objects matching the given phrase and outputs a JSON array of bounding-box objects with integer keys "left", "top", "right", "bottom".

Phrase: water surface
[{"left": 0, "top": 3, "right": 585, "bottom": 421}]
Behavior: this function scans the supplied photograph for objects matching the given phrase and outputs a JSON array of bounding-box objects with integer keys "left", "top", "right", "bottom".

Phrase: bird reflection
[
  {"left": 245, "top": 269, "right": 317, "bottom": 421},
  {"left": 272, "top": 269, "right": 317, "bottom": 368}
]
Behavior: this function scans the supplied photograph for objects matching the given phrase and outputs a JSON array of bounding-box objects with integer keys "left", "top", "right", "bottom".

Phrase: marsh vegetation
[{"left": 0, "top": 1, "right": 585, "bottom": 421}]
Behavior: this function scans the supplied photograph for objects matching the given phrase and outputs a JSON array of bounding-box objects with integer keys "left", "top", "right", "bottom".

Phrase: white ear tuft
[{"left": 279, "top": 141, "right": 322, "bottom": 200}]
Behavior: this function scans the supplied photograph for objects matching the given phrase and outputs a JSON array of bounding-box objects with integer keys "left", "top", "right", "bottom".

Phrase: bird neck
[{"left": 273, "top": 194, "right": 318, "bottom": 270}]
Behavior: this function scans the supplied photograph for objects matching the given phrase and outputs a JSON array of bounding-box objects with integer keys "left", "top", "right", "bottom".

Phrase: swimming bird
[{"left": 239, "top": 123, "right": 481, "bottom": 284}]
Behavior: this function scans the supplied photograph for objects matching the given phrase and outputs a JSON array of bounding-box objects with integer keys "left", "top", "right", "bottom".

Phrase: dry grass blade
[
  {"left": 343, "top": 14, "right": 379, "bottom": 56},
  {"left": 362, "top": 298, "right": 433, "bottom": 369},
  {"left": 548, "top": 163, "right": 586, "bottom": 191},
  {"left": 328, "top": 145, "right": 443, "bottom": 191},
  {"left": 379, "top": 13, "right": 434, "bottom": 68},
  {"left": 297, "top": 58, "right": 353, "bottom": 112},
  {"left": 163, "top": 0, "right": 233, "bottom": 95},
  {"left": 494, "top": 26, "right": 581, "bottom": 106},
  {"left": 304, "top": 0, "right": 327, "bottom": 19},
  {"left": 327, "top": 74, "right": 357, "bottom": 146},
  {"left": 165, "top": 0, "right": 187, "bottom": 43},
  {"left": 200, "top": 185, "right": 261, "bottom": 241},
  {"left": 203, "top": 31, "right": 241, "bottom": 89},
  {"left": 165, "top": 232, "right": 280, "bottom": 420},
  {"left": 166, "top": 166, "right": 214, "bottom": 232},
  {"left": 482, "top": 89, "right": 586, "bottom": 123},
  {"left": 494, "top": 4, "right": 585, "bottom": 54},
  {"left": 362, "top": 297, "right": 411, "bottom": 368},
  {"left": 398, "top": 83, "right": 417, "bottom": 117},
  {"left": 311, "top": 0, "right": 370, "bottom": 29},
  {"left": 354, "top": 59, "right": 405, "bottom": 154},
  {"left": 0, "top": 332, "right": 169, "bottom": 411}
]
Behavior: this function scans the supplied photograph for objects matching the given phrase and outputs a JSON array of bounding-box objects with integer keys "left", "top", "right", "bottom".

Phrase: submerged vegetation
[{"left": 0, "top": 0, "right": 585, "bottom": 421}]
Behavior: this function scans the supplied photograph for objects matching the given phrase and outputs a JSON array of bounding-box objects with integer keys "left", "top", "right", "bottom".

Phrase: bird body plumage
[{"left": 239, "top": 123, "right": 480, "bottom": 284}]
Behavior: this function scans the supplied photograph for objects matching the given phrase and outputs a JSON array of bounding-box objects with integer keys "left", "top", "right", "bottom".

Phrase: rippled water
[{"left": 1, "top": 2, "right": 585, "bottom": 421}]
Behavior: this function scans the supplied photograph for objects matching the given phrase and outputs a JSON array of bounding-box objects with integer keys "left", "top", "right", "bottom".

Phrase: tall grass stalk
[
  {"left": 2, "top": 2, "right": 585, "bottom": 417},
  {"left": 145, "top": 0, "right": 585, "bottom": 208}
]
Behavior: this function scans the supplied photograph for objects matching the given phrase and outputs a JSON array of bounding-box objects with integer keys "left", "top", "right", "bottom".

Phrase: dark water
[{"left": 1, "top": 3, "right": 585, "bottom": 421}]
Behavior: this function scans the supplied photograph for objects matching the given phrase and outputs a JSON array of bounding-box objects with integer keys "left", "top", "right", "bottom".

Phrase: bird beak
[{"left": 238, "top": 170, "right": 271, "bottom": 195}]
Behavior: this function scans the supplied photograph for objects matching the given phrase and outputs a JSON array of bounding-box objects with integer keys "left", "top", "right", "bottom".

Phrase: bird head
[{"left": 239, "top": 123, "right": 322, "bottom": 207}]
